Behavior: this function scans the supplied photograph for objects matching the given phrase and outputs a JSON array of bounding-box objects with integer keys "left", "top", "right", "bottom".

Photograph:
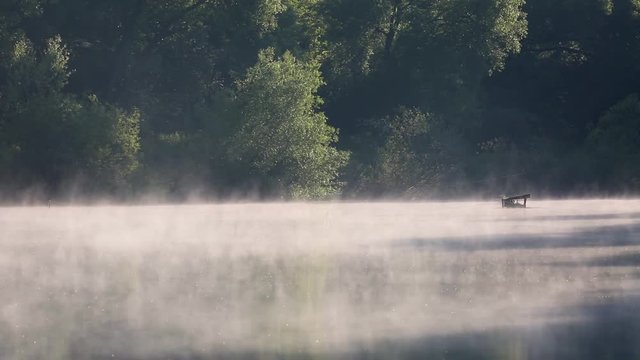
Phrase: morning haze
[
  {"left": 1, "top": 1, "right": 639, "bottom": 359},
  {"left": 2, "top": 201, "right": 640, "bottom": 359}
]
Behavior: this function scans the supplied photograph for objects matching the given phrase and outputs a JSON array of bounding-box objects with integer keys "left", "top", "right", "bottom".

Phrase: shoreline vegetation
[
  {"left": 2, "top": 1, "right": 640, "bottom": 200},
  {"left": 3, "top": 195, "right": 640, "bottom": 208}
]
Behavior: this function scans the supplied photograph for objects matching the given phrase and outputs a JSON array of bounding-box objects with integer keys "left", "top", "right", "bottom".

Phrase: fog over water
[{"left": 1, "top": 200, "right": 640, "bottom": 359}]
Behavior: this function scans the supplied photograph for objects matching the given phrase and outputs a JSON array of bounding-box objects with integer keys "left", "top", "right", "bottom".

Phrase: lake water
[{"left": 1, "top": 200, "right": 639, "bottom": 359}]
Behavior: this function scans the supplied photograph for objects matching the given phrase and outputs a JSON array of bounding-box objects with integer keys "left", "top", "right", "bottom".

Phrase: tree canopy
[{"left": 1, "top": 0, "right": 639, "bottom": 200}]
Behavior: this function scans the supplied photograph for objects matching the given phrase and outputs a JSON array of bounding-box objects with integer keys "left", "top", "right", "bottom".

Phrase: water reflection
[
  {"left": 401, "top": 222, "right": 640, "bottom": 250},
  {"left": 0, "top": 200, "right": 639, "bottom": 359}
]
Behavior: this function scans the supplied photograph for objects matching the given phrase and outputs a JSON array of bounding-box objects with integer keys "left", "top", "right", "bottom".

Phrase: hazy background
[
  {"left": 1, "top": 200, "right": 639, "bottom": 359},
  {"left": 2, "top": 0, "right": 640, "bottom": 201}
]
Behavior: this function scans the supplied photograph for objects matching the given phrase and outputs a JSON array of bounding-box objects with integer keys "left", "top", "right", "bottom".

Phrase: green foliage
[
  {"left": 1, "top": 0, "right": 639, "bottom": 199},
  {"left": 317, "top": 0, "right": 528, "bottom": 144},
  {"left": 228, "top": 49, "right": 349, "bottom": 199},
  {"left": 0, "top": 0, "right": 43, "bottom": 41},
  {"left": 256, "top": 0, "right": 288, "bottom": 32},
  {"left": 320, "top": 0, "right": 527, "bottom": 77},
  {"left": 354, "top": 107, "right": 450, "bottom": 197},
  {"left": 588, "top": 94, "right": 640, "bottom": 190},
  {"left": 0, "top": 36, "right": 140, "bottom": 194},
  {"left": 82, "top": 96, "right": 141, "bottom": 189},
  {"left": 2, "top": 36, "right": 69, "bottom": 103},
  {"left": 590, "top": 94, "right": 640, "bottom": 156}
]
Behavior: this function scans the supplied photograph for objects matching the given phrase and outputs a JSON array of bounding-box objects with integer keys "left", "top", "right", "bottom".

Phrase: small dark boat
[{"left": 501, "top": 194, "right": 531, "bottom": 208}]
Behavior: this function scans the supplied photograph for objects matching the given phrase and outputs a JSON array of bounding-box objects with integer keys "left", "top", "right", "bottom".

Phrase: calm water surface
[{"left": 1, "top": 200, "right": 639, "bottom": 359}]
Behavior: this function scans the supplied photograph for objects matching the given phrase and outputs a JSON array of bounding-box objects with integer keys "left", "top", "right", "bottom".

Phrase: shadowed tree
[
  {"left": 0, "top": 36, "right": 140, "bottom": 196},
  {"left": 588, "top": 94, "right": 640, "bottom": 191}
]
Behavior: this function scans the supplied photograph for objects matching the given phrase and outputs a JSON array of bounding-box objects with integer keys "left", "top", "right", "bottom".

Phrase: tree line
[{"left": 1, "top": 0, "right": 639, "bottom": 200}]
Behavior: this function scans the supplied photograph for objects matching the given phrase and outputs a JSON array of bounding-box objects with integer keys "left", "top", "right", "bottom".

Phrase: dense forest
[{"left": 1, "top": 0, "right": 639, "bottom": 200}]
